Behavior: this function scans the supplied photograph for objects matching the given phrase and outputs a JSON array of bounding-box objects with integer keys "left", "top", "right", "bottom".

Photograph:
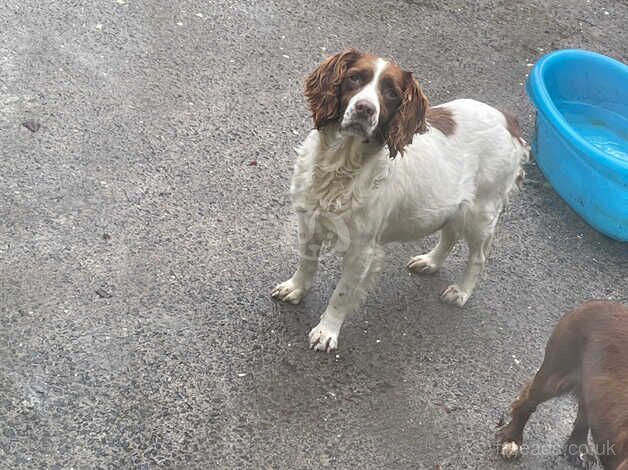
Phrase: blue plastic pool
[{"left": 527, "top": 49, "right": 628, "bottom": 241}]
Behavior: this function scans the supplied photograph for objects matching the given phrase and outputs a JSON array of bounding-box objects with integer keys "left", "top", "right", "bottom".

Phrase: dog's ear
[
  {"left": 386, "top": 72, "right": 429, "bottom": 158},
  {"left": 304, "top": 49, "right": 362, "bottom": 129}
]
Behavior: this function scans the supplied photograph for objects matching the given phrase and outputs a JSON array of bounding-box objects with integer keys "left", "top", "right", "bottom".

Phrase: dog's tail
[
  {"left": 496, "top": 110, "right": 530, "bottom": 214},
  {"left": 500, "top": 110, "right": 530, "bottom": 191},
  {"left": 501, "top": 110, "right": 530, "bottom": 158}
]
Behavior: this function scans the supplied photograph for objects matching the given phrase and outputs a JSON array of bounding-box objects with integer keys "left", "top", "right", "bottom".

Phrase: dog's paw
[
  {"left": 440, "top": 284, "right": 469, "bottom": 307},
  {"left": 407, "top": 254, "right": 439, "bottom": 274},
  {"left": 500, "top": 441, "right": 522, "bottom": 460},
  {"left": 308, "top": 321, "right": 339, "bottom": 352},
  {"left": 564, "top": 441, "right": 597, "bottom": 469},
  {"left": 271, "top": 279, "right": 305, "bottom": 304}
]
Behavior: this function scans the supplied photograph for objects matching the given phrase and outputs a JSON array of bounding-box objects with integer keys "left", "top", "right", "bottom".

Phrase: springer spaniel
[
  {"left": 272, "top": 49, "right": 529, "bottom": 352},
  {"left": 497, "top": 301, "right": 628, "bottom": 470}
]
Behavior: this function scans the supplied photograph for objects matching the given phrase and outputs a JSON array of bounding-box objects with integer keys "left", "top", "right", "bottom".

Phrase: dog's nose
[{"left": 355, "top": 100, "right": 375, "bottom": 118}]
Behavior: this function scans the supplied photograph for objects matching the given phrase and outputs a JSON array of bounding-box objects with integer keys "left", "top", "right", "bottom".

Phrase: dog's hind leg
[
  {"left": 440, "top": 204, "right": 499, "bottom": 307},
  {"left": 497, "top": 315, "right": 580, "bottom": 461},
  {"left": 565, "top": 401, "right": 596, "bottom": 469},
  {"left": 407, "top": 222, "right": 458, "bottom": 274},
  {"left": 496, "top": 377, "right": 557, "bottom": 460}
]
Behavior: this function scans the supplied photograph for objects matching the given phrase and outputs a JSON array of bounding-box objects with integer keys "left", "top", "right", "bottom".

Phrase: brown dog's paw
[
  {"left": 500, "top": 441, "right": 522, "bottom": 460},
  {"left": 564, "top": 441, "right": 597, "bottom": 469}
]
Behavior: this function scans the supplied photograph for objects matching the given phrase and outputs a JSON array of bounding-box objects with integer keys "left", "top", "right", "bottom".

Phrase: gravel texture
[{"left": 1, "top": 0, "right": 627, "bottom": 468}]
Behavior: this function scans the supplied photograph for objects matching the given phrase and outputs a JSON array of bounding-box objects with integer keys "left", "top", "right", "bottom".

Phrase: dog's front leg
[
  {"left": 309, "top": 243, "right": 383, "bottom": 352},
  {"left": 272, "top": 211, "right": 321, "bottom": 304}
]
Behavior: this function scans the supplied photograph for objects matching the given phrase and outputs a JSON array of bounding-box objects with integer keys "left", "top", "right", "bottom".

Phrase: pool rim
[{"left": 526, "top": 48, "right": 628, "bottom": 183}]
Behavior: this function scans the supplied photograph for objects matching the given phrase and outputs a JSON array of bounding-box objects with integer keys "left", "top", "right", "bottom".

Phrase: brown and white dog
[
  {"left": 497, "top": 301, "right": 628, "bottom": 469},
  {"left": 272, "top": 49, "right": 529, "bottom": 351}
]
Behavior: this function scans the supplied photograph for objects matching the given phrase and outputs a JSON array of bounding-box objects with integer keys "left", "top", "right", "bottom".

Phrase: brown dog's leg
[
  {"left": 497, "top": 361, "right": 577, "bottom": 460},
  {"left": 498, "top": 308, "right": 582, "bottom": 460},
  {"left": 497, "top": 377, "right": 555, "bottom": 459},
  {"left": 564, "top": 401, "right": 595, "bottom": 468}
]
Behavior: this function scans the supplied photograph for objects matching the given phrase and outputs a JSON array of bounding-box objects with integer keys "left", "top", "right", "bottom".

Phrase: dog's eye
[
  {"left": 383, "top": 87, "right": 398, "bottom": 100},
  {"left": 348, "top": 74, "right": 361, "bottom": 84}
]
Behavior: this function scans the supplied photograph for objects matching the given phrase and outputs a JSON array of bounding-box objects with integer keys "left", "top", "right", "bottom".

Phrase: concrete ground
[{"left": 1, "top": 0, "right": 627, "bottom": 468}]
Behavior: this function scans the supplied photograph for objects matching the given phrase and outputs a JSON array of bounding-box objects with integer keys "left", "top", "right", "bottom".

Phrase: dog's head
[{"left": 304, "top": 49, "right": 429, "bottom": 158}]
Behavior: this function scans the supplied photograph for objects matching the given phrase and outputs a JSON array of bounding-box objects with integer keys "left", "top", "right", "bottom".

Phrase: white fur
[
  {"left": 273, "top": 98, "right": 529, "bottom": 352},
  {"left": 501, "top": 441, "right": 521, "bottom": 460}
]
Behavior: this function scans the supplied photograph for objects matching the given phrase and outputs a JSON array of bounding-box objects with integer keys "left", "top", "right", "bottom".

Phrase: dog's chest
[
  {"left": 291, "top": 132, "right": 391, "bottom": 242},
  {"left": 292, "top": 163, "right": 383, "bottom": 245}
]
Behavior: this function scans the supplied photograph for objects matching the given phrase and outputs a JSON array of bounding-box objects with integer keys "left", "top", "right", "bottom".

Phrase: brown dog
[{"left": 497, "top": 300, "right": 628, "bottom": 469}]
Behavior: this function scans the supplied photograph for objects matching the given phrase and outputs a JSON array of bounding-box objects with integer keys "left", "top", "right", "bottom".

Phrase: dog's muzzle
[{"left": 341, "top": 99, "right": 378, "bottom": 137}]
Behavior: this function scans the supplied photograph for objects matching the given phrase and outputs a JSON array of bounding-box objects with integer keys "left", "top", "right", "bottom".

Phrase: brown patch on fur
[
  {"left": 373, "top": 64, "right": 404, "bottom": 136},
  {"left": 497, "top": 301, "right": 628, "bottom": 469},
  {"left": 338, "top": 54, "right": 378, "bottom": 112},
  {"left": 500, "top": 110, "right": 525, "bottom": 144},
  {"left": 385, "top": 72, "right": 429, "bottom": 159},
  {"left": 426, "top": 106, "right": 456, "bottom": 136}
]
